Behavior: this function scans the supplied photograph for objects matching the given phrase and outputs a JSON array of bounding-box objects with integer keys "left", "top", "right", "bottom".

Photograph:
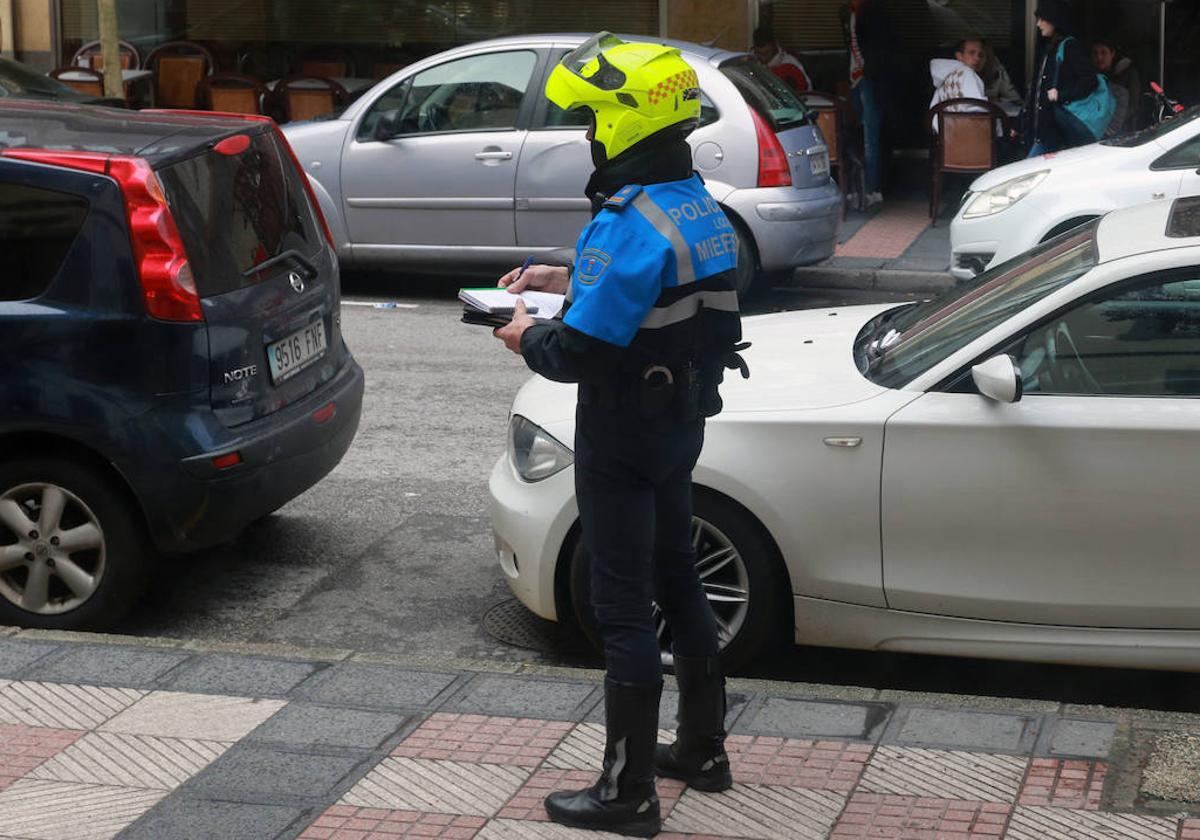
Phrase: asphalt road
[{"left": 115, "top": 273, "right": 1200, "bottom": 712}]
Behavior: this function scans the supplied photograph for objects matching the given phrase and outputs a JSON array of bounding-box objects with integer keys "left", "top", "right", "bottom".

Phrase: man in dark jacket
[
  {"left": 840, "top": 0, "right": 892, "bottom": 205},
  {"left": 1022, "top": 0, "right": 1098, "bottom": 155}
]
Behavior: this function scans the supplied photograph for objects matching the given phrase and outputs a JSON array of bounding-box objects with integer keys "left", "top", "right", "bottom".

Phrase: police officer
[{"left": 493, "top": 33, "right": 747, "bottom": 838}]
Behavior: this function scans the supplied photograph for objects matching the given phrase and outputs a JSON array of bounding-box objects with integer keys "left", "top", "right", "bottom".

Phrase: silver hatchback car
[{"left": 283, "top": 34, "right": 841, "bottom": 297}]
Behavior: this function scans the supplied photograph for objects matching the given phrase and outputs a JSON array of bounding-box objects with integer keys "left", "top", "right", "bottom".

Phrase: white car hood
[
  {"left": 969, "top": 141, "right": 1127, "bottom": 193},
  {"left": 511, "top": 304, "right": 897, "bottom": 427}
]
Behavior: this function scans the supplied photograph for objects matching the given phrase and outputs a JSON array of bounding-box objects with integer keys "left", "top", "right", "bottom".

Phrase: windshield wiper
[{"left": 242, "top": 248, "right": 317, "bottom": 279}]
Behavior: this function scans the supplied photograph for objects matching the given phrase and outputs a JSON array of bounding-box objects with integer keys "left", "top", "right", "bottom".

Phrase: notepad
[{"left": 458, "top": 288, "right": 565, "bottom": 327}]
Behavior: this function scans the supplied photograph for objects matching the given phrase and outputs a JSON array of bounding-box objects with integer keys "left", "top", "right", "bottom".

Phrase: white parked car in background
[
  {"left": 491, "top": 196, "right": 1200, "bottom": 673},
  {"left": 950, "top": 107, "right": 1200, "bottom": 281}
]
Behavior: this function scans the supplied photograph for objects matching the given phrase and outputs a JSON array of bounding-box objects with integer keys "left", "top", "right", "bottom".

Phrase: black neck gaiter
[{"left": 584, "top": 132, "right": 694, "bottom": 217}]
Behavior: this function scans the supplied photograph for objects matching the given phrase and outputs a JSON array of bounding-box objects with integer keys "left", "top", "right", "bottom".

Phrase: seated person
[
  {"left": 751, "top": 26, "right": 812, "bottom": 92},
  {"left": 1092, "top": 36, "right": 1141, "bottom": 135},
  {"left": 979, "top": 41, "right": 1023, "bottom": 113},
  {"left": 929, "top": 37, "right": 989, "bottom": 132}
]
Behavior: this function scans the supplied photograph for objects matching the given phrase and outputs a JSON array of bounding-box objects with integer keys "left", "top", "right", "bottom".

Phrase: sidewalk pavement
[
  {"left": 0, "top": 629, "right": 1198, "bottom": 840},
  {"left": 788, "top": 201, "right": 957, "bottom": 294}
]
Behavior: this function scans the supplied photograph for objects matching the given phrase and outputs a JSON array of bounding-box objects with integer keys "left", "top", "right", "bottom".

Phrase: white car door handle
[
  {"left": 474, "top": 151, "right": 513, "bottom": 160},
  {"left": 823, "top": 436, "right": 863, "bottom": 448}
]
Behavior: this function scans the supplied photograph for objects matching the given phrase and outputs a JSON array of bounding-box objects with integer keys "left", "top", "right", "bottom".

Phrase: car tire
[
  {"left": 0, "top": 458, "right": 149, "bottom": 630},
  {"left": 729, "top": 216, "right": 759, "bottom": 302},
  {"left": 568, "top": 489, "right": 787, "bottom": 674}
]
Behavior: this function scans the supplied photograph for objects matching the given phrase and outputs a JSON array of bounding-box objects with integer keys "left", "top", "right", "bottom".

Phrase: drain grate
[{"left": 482, "top": 598, "right": 560, "bottom": 652}]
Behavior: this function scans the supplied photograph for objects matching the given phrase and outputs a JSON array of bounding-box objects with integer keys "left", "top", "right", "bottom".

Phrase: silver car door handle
[
  {"left": 474, "top": 151, "right": 513, "bottom": 160},
  {"left": 823, "top": 436, "right": 862, "bottom": 448}
]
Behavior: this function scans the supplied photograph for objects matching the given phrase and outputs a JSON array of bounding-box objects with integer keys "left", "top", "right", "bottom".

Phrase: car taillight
[
  {"left": 749, "top": 107, "right": 792, "bottom": 188},
  {"left": 0, "top": 148, "right": 202, "bottom": 322},
  {"left": 144, "top": 109, "right": 337, "bottom": 251}
]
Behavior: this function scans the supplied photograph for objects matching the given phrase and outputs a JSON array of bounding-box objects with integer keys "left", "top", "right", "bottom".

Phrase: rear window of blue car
[{"left": 158, "top": 130, "right": 318, "bottom": 298}]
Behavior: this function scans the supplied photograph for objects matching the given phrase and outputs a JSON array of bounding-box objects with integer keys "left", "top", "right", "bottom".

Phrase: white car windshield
[{"left": 859, "top": 222, "right": 1099, "bottom": 388}]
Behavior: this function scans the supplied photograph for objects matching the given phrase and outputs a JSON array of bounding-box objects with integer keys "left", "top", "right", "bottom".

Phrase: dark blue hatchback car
[{"left": 0, "top": 101, "right": 364, "bottom": 629}]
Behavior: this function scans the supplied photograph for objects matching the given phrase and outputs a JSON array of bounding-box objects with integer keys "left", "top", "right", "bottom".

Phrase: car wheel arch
[
  {"left": 1040, "top": 215, "right": 1100, "bottom": 243},
  {"left": 0, "top": 432, "right": 148, "bottom": 540}
]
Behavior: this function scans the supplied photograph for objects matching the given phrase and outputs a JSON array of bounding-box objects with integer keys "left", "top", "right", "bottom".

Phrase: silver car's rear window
[{"left": 719, "top": 56, "right": 809, "bottom": 132}]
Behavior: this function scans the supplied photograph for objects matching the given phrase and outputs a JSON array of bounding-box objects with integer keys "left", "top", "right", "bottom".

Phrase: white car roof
[{"left": 1096, "top": 197, "right": 1200, "bottom": 263}]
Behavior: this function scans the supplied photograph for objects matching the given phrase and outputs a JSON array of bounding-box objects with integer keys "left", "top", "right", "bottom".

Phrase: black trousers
[{"left": 574, "top": 402, "right": 719, "bottom": 685}]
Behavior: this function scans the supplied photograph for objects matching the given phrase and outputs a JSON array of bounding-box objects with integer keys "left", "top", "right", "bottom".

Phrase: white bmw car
[
  {"left": 950, "top": 107, "right": 1200, "bottom": 281},
  {"left": 490, "top": 196, "right": 1200, "bottom": 673}
]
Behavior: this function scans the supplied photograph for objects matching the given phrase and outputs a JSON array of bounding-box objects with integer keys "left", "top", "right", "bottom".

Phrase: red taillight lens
[
  {"left": 213, "top": 134, "right": 251, "bottom": 156},
  {"left": 312, "top": 402, "right": 336, "bottom": 424},
  {"left": 749, "top": 107, "right": 792, "bottom": 188},
  {"left": 1, "top": 148, "right": 203, "bottom": 323},
  {"left": 212, "top": 452, "right": 242, "bottom": 470}
]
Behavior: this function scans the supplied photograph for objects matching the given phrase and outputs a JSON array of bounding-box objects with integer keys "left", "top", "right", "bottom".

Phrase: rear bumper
[
  {"left": 141, "top": 355, "right": 365, "bottom": 552},
  {"left": 723, "top": 182, "right": 842, "bottom": 271}
]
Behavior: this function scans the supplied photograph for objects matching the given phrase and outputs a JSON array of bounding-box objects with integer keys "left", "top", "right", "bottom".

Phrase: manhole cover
[{"left": 482, "top": 599, "right": 559, "bottom": 652}]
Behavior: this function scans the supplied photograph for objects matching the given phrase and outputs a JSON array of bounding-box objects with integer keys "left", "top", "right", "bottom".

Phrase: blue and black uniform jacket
[{"left": 520, "top": 173, "right": 744, "bottom": 415}]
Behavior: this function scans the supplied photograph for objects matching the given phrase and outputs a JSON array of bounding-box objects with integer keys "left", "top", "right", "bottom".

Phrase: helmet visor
[{"left": 561, "top": 32, "right": 628, "bottom": 90}]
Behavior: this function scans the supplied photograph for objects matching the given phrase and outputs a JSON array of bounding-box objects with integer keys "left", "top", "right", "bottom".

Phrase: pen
[{"left": 515, "top": 255, "right": 535, "bottom": 280}]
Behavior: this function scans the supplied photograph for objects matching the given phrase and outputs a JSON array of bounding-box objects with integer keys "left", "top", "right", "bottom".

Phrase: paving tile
[
  {"left": 599, "top": 688, "right": 747, "bottom": 731},
  {"left": 444, "top": 676, "right": 598, "bottom": 721},
  {"left": 297, "top": 663, "right": 457, "bottom": 710},
  {"left": 341, "top": 756, "right": 529, "bottom": 816},
  {"left": 118, "top": 796, "right": 305, "bottom": 840},
  {"left": 735, "top": 697, "right": 891, "bottom": 741},
  {"left": 162, "top": 653, "right": 319, "bottom": 697},
  {"left": 300, "top": 806, "right": 487, "bottom": 839},
  {"left": 0, "top": 724, "right": 83, "bottom": 791},
  {"left": 544, "top": 723, "right": 675, "bottom": 771},
  {"left": 1005, "top": 805, "right": 1178, "bottom": 839},
  {"left": 725, "top": 734, "right": 873, "bottom": 791},
  {"left": 394, "top": 713, "right": 573, "bottom": 767},
  {"left": 663, "top": 782, "right": 845, "bottom": 839},
  {"left": 1018, "top": 758, "right": 1106, "bottom": 810},
  {"left": 188, "top": 744, "right": 365, "bottom": 799},
  {"left": 0, "top": 681, "right": 144, "bottom": 729},
  {"left": 25, "top": 645, "right": 188, "bottom": 688},
  {"left": 0, "top": 641, "right": 59, "bottom": 677},
  {"left": 889, "top": 707, "right": 1038, "bottom": 752},
  {"left": 477, "top": 819, "right": 649, "bottom": 839},
  {"left": 1044, "top": 718, "right": 1117, "bottom": 759},
  {"left": 0, "top": 778, "right": 165, "bottom": 840},
  {"left": 99, "top": 690, "right": 285, "bottom": 741},
  {"left": 859, "top": 746, "right": 1028, "bottom": 802},
  {"left": 249, "top": 702, "right": 409, "bottom": 750},
  {"left": 830, "top": 792, "right": 1010, "bottom": 838},
  {"left": 497, "top": 768, "right": 683, "bottom": 823},
  {"left": 1181, "top": 817, "right": 1200, "bottom": 839},
  {"left": 29, "top": 731, "right": 231, "bottom": 789},
  {"left": 835, "top": 203, "right": 930, "bottom": 260}
]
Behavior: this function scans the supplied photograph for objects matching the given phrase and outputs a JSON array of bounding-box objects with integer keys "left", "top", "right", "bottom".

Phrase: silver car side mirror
[{"left": 971, "top": 354, "right": 1023, "bottom": 403}]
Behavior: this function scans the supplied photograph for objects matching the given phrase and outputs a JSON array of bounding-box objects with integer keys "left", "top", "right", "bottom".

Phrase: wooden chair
[
  {"left": 271, "top": 76, "right": 349, "bottom": 123},
  {"left": 198, "top": 73, "right": 267, "bottom": 115},
  {"left": 72, "top": 39, "right": 140, "bottom": 70},
  {"left": 50, "top": 66, "right": 105, "bottom": 97},
  {"left": 146, "top": 41, "right": 215, "bottom": 108},
  {"left": 801, "top": 91, "right": 852, "bottom": 218},
  {"left": 300, "top": 60, "right": 348, "bottom": 78},
  {"left": 929, "top": 97, "right": 1008, "bottom": 224}
]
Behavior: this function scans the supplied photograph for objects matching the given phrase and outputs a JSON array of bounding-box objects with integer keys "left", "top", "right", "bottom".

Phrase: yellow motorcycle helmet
[{"left": 545, "top": 32, "right": 701, "bottom": 161}]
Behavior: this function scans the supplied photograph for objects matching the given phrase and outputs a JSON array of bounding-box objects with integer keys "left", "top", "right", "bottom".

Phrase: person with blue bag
[{"left": 1020, "top": 0, "right": 1115, "bottom": 156}]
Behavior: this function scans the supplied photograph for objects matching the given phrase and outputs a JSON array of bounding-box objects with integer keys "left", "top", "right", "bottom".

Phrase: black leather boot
[
  {"left": 544, "top": 678, "right": 663, "bottom": 837},
  {"left": 655, "top": 655, "right": 732, "bottom": 792}
]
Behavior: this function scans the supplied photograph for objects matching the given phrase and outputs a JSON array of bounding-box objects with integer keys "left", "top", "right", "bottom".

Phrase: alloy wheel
[
  {"left": 0, "top": 483, "right": 106, "bottom": 615},
  {"left": 656, "top": 516, "right": 750, "bottom": 666}
]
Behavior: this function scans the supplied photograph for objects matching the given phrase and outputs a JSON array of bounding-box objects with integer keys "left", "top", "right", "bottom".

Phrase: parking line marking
[{"left": 342, "top": 300, "right": 420, "bottom": 308}]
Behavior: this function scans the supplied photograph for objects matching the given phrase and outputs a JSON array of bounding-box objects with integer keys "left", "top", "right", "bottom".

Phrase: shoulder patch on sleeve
[
  {"left": 603, "top": 184, "right": 642, "bottom": 210},
  {"left": 576, "top": 247, "right": 611, "bottom": 285}
]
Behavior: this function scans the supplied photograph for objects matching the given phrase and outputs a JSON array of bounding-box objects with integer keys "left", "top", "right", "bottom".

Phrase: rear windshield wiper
[{"left": 242, "top": 248, "right": 318, "bottom": 280}]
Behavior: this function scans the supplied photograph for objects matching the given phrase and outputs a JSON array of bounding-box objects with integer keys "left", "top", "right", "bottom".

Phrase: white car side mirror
[{"left": 971, "top": 354, "right": 1023, "bottom": 403}]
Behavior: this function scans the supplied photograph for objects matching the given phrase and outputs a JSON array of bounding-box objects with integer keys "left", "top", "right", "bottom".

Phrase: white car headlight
[
  {"left": 962, "top": 170, "right": 1049, "bottom": 219},
  {"left": 508, "top": 415, "right": 573, "bottom": 482}
]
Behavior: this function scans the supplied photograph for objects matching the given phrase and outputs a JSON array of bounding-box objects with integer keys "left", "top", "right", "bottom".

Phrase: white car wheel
[{"left": 568, "top": 490, "right": 787, "bottom": 673}]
